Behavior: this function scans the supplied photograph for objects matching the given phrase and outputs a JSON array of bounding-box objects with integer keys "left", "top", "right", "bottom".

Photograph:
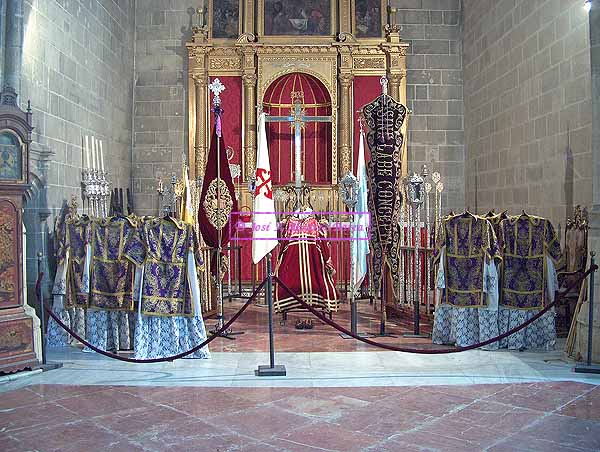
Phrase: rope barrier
[
  {"left": 275, "top": 264, "right": 597, "bottom": 354},
  {"left": 43, "top": 279, "right": 267, "bottom": 363}
]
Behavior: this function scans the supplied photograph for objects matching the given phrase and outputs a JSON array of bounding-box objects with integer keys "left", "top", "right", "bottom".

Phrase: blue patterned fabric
[
  {"left": 498, "top": 307, "right": 556, "bottom": 350},
  {"left": 432, "top": 305, "right": 499, "bottom": 350},
  {"left": 133, "top": 315, "right": 210, "bottom": 359}
]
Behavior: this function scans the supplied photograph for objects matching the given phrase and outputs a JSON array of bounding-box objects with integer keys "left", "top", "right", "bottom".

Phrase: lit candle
[
  {"left": 99, "top": 140, "right": 105, "bottom": 171},
  {"left": 85, "top": 135, "right": 90, "bottom": 169},
  {"left": 91, "top": 135, "right": 96, "bottom": 169}
]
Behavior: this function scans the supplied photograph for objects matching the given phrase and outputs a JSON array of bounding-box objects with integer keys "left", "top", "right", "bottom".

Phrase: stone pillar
[
  {"left": 4, "top": 0, "right": 23, "bottom": 93},
  {"left": 589, "top": 5, "right": 600, "bottom": 321},
  {"left": 242, "top": 72, "right": 257, "bottom": 178},
  {"left": 193, "top": 74, "right": 209, "bottom": 177},
  {"left": 338, "top": 72, "right": 353, "bottom": 176}
]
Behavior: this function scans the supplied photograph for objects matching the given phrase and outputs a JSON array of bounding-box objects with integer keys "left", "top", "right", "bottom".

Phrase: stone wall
[
  {"left": 392, "top": 0, "right": 465, "bottom": 212},
  {"left": 19, "top": 0, "right": 135, "bottom": 290},
  {"left": 463, "top": 0, "right": 593, "bottom": 227},
  {"left": 132, "top": 0, "right": 191, "bottom": 216}
]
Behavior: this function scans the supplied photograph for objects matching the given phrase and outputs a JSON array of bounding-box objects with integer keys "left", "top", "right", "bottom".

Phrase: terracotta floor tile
[
  {"left": 556, "top": 386, "right": 600, "bottom": 421},
  {"left": 377, "top": 386, "right": 473, "bottom": 417},
  {"left": 276, "top": 421, "right": 380, "bottom": 452},
  {"left": 206, "top": 404, "right": 313, "bottom": 441},
  {"left": 484, "top": 381, "right": 595, "bottom": 412},
  {"left": 449, "top": 399, "right": 547, "bottom": 432},
  {"left": 92, "top": 404, "right": 197, "bottom": 437},
  {"left": 520, "top": 413, "right": 600, "bottom": 450},
  {"left": 55, "top": 388, "right": 151, "bottom": 417},
  {"left": 1, "top": 401, "right": 79, "bottom": 433}
]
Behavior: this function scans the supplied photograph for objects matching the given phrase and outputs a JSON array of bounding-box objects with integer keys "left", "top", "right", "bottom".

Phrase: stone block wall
[
  {"left": 463, "top": 0, "right": 593, "bottom": 227},
  {"left": 392, "top": 0, "right": 465, "bottom": 212},
  {"left": 132, "top": 0, "right": 191, "bottom": 215},
  {"left": 19, "top": 0, "right": 135, "bottom": 291}
]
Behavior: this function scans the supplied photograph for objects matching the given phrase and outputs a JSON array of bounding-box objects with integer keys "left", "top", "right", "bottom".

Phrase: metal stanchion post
[
  {"left": 256, "top": 253, "right": 286, "bottom": 376},
  {"left": 574, "top": 252, "right": 600, "bottom": 374}
]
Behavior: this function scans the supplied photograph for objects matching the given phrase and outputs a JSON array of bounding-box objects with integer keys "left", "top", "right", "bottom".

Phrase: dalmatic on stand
[
  {"left": 432, "top": 212, "right": 501, "bottom": 349},
  {"left": 134, "top": 217, "right": 210, "bottom": 360},
  {"left": 275, "top": 214, "right": 339, "bottom": 314},
  {"left": 497, "top": 214, "right": 562, "bottom": 350},
  {"left": 55, "top": 215, "right": 91, "bottom": 343},
  {"left": 87, "top": 215, "right": 145, "bottom": 352},
  {"left": 47, "top": 213, "right": 76, "bottom": 347}
]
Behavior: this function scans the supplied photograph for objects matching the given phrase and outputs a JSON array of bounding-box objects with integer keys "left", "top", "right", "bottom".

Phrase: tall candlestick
[
  {"left": 91, "top": 135, "right": 96, "bottom": 169},
  {"left": 85, "top": 135, "right": 90, "bottom": 169},
  {"left": 99, "top": 140, "right": 105, "bottom": 171}
]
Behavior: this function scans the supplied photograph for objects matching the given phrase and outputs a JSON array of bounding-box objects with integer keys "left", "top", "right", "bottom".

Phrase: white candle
[
  {"left": 91, "top": 135, "right": 96, "bottom": 169},
  {"left": 85, "top": 135, "right": 90, "bottom": 169},
  {"left": 99, "top": 140, "right": 105, "bottom": 171}
]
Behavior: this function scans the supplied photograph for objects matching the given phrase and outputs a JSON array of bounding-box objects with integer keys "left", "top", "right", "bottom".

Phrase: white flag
[
  {"left": 252, "top": 113, "right": 278, "bottom": 264},
  {"left": 352, "top": 127, "right": 370, "bottom": 289}
]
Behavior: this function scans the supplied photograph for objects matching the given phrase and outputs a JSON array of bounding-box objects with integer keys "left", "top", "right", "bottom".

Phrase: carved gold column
[
  {"left": 187, "top": 31, "right": 211, "bottom": 178},
  {"left": 338, "top": 72, "right": 353, "bottom": 177},
  {"left": 193, "top": 74, "right": 209, "bottom": 177},
  {"left": 241, "top": 47, "right": 257, "bottom": 179}
]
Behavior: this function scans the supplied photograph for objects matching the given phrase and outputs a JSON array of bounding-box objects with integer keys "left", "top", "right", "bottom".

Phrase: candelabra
[{"left": 82, "top": 168, "right": 110, "bottom": 217}]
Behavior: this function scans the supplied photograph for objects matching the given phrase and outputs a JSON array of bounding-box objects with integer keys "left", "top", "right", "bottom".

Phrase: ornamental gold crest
[{"left": 203, "top": 178, "right": 233, "bottom": 230}]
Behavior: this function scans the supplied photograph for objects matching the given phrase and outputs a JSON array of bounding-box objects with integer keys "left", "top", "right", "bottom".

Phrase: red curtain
[
  {"left": 353, "top": 76, "right": 382, "bottom": 171},
  {"left": 209, "top": 76, "right": 243, "bottom": 169},
  {"left": 263, "top": 73, "right": 332, "bottom": 185}
]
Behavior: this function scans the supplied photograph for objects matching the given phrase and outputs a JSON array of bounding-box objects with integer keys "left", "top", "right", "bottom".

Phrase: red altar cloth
[{"left": 275, "top": 215, "right": 339, "bottom": 313}]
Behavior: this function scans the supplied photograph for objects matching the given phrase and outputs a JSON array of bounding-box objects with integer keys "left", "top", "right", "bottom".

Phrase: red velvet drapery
[{"left": 263, "top": 72, "right": 332, "bottom": 185}]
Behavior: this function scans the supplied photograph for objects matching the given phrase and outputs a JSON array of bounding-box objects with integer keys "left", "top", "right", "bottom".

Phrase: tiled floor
[
  {"left": 207, "top": 298, "right": 437, "bottom": 352},
  {"left": 1, "top": 382, "right": 599, "bottom": 451}
]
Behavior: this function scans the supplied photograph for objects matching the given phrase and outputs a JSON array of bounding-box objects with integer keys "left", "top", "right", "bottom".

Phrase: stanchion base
[
  {"left": 40, "top": 362, "right": 63, "bottom": 371},
  {"left": 255, "top": 365, "right": 287, "bottom": 377},
  {"left": 403, "top": 333, "right": 431, "bottom": 339},
  {"left": 339, "top": 332, "right": 375, "bottom": 339},
  {"left": 573, "top": 364, "right": 600, "bottom": 374},
  {"left": 371, "top": 332, "right": 398, "bottom": 338}
]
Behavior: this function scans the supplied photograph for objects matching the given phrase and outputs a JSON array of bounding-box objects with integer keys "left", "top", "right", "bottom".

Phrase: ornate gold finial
[{"left": 290, "top": 91, "right": 304, "bottom": 104}]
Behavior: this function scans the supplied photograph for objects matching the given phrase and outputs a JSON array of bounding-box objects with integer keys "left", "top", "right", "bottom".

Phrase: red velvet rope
[
  {"left": 43, "top": 279, "right": 267, "bottom": 363},
  {"left": 274, "top": 264, "right": 597, "bottom": 354}
]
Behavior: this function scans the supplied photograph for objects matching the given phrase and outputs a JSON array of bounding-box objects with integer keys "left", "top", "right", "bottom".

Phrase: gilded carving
[
  {"left": 203, "top": 179, "right": 234, "bottom": 230},
  {"left": 209, "top": 58, "right": 242, "bottom": 70},
  {"left": 354, "top": 57, "right": 386, "bottom": 69}
]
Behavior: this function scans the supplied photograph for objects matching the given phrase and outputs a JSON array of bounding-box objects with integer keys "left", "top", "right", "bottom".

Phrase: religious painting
[
  {"left": 354, "top": 0, "right": 384, "bottom": 38},
  {"left": 211, "top": 0, "right": 240, "bottom": 39},
  {"left": 263, "top": 0, "right": 332, "bottom": 36},
  {"left": 0, "top": 131, "right": 22, "bottom": 181}
]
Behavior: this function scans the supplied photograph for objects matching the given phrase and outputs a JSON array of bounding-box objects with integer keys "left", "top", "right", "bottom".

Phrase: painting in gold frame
[
  {"left": 211, "top": 0, "right": 241, "bottom": 40},
  {"left": 262, "top": 0, "right": 332, "bottom": 36},
  {"left": 353, "top": 0, "right": 385, "bottom": 39}
]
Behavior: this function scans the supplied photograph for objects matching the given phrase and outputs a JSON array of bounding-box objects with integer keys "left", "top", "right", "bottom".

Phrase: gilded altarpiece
[{"left": 186, "top": 0, "right": 408, "bottom": 283}]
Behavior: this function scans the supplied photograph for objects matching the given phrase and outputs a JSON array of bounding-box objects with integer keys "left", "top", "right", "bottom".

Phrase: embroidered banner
[{"left": 363, "top": 93, "right": 407, "bottom": 295}]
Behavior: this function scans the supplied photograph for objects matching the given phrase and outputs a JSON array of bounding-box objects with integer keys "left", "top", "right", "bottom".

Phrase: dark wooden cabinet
[{"left": 0, "top": 87, "right": 38, "bottom": 374}]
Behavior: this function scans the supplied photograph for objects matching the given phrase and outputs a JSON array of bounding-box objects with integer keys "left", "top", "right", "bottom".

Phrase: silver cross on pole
[{"left": 263, "top": 91, "right": 332, "bottom": 207}]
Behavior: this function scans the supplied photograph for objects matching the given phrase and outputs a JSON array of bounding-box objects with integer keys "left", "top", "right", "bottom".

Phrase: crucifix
[{"left": 263, "top": 91, "right": 332, "bottom": 207}]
